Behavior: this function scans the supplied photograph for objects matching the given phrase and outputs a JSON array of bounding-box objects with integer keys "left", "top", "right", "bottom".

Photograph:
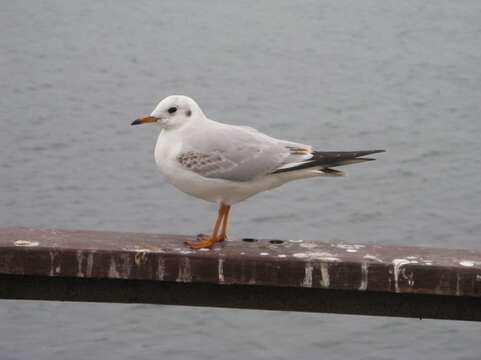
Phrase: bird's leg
[
  {"left": 185, "top": 204, "right": 227, "bottom": 249},
  {"left": 217, "top": 205, "right": 231, "bottom": 242}
]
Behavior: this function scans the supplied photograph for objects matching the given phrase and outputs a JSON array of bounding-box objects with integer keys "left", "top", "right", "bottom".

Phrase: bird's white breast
[{"left": 154, "top": 129, "right": 223, "bottom": 203}]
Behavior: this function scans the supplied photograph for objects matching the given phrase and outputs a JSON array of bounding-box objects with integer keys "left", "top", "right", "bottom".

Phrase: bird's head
[{"left": 132, "top": 95, "right": 204, "bottom": 130}]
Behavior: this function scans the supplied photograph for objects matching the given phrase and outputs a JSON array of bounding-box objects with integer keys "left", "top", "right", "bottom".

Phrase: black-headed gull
[{"left": 132, "top": 95, "right": 384, "bottom": 249}]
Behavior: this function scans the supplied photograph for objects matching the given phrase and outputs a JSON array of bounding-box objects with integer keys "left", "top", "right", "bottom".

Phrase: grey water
[{"left": 1, "top": 1, "right": 481, "bottom": 359}]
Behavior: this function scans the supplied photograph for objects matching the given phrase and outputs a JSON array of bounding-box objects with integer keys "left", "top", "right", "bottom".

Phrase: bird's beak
[{"left": 131, "top": 116, "right": 160, "bottom": 126}]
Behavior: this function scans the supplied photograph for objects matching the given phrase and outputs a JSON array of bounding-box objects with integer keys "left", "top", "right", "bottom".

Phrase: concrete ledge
[{"left": 1, "top": 227, "right": 481, "bottom": 321}]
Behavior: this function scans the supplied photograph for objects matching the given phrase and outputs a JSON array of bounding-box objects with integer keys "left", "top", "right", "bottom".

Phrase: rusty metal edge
[
  {"left": 1, "top": 274, "right": 481, "bottom": 322},
  {"left": 1, "top": 227, "right": 481, "bottom": 305}
]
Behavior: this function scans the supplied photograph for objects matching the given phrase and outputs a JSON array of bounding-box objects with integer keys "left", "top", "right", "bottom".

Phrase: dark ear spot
[{"left": 186, "top": 109, "right": 192, "bottom": 117}]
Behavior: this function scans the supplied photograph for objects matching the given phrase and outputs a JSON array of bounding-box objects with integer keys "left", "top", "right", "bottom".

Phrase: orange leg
[
  {"left": 185, "top": 204, "right": 228, "bottom": 249},
  {"left": 218, "top": 205, "right": 231, "bottom": 241}
]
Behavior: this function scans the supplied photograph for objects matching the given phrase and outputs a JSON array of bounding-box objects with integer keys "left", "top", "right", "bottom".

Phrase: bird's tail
[{"left": 273, "top": 149, "right": 385, "bottom": 176}]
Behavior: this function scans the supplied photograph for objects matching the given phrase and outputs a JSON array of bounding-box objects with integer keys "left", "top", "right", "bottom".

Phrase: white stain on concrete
[
  {"left": 359, "top": 263, "right": 368, "bottom": 291},
  {"left": 259, "top": 252, "right": 269, "bottom": 256},
  {"left": 363, "top": 254, "right": 383, "bottom": 263},
  {"left": 123, "top": 248, "right": 156, "bottom": 266},
  {"left": 14, "top": 240, "right": 39, "bottom": 247},
  {"left": 218, "top": 258, "right": 225, "bottom": 284},
  {"left": 302, "top": 263, "right": 313, "bottom": 288},
  {"left": 177, "top": 258, "right": 192, "bottom": 282},
  {"left": 293, "top": 252, "right": 340, "bottom": 262},
  {"left": 403, "top": 268, "right": 415, "bottom": 287},
  {"left": 300, "top": 242, "right": 318, "bottom": 249},
  {"left": 278, "top": 254, "right": 287, "bottom": 258},
  {"left": 335, "top": 244, "right": 365, "bottom": 253},
  {"left": 49, "top": 251, "right": 57, "bottom": 276},
  {"left": 108, "top": 257, "right": 120, "bottom": 278},
  {"left": 76, "top": 250, "right": 84, "bottom": 277},
  {"left": 460, "top": 261, "right": 475, "bottom": 267},
  {"left": 392, "top": 258, "right": 418, "bottom": 293},
  {"left": 320, "top": 263, "right": 330, "bottom": 288},
  {"left": 199, "top": 248, "right": 210, "bottom": 252},
  {"left": 134, "top": 251, "right": 149, "bottom": 266},
  {"left": 289, "top": 239, "right": 303, "bottom": 243},
  {"left": 86, "top": 253, "right": 94, "bottom": 277},
  {"left": 157, "top": 258, "right": 165, "bottom": 280},
  {"left": 311, "top": 252, "right": 341, "bottom": 262},
  {"left": 125, "top": 247, "right": 152, "bottom": 252},
  {"left": 456, "top": 273, "right": 461, "bottom": 296},
  {"left": 120, "top": 254, "right": 132, "bottom": 278}
]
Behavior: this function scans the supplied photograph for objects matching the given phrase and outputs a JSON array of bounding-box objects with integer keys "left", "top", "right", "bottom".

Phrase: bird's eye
[{"left": 168, "top": 107, "right": 177, "bottom": 114}]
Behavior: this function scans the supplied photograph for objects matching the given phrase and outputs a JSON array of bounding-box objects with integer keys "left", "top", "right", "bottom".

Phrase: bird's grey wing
[{"left": 177, "top": 125, "right": 311, "bottom": 181}]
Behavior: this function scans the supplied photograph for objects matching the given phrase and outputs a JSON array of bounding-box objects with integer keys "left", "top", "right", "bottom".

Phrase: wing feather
[
  {"left": 176, "top": 121, "right": 384, "bottom": 180},
  {"left": 272, "top": 150, "right": 385, "bottom": 174},
  {"left": 177, "top": 123, "right": 311, "bottom": 181}
]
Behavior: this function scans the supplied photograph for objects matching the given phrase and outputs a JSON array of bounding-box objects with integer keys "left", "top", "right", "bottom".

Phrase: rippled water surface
[{"left": 1, "top": 1, "right": 481, "bottom": 359}]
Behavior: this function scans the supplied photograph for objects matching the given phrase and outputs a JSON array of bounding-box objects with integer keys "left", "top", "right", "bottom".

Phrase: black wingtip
[
  {"left": 272, "top": 149, "right": 385, "bottom": 175},
  {"left": 358, "top": 149, "right": 385, "bottom": 156}
]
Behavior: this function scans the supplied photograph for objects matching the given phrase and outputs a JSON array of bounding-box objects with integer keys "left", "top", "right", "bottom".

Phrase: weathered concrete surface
[{"left": 1, "top": 227, "right": 481, "bottom": 320}]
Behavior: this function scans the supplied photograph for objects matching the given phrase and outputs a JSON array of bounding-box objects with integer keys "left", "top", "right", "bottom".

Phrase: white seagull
[{"left": 132, "top": 95, "right": 384, "bottom": 249}]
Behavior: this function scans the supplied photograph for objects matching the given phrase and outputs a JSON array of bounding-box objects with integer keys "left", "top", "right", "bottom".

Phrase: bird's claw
[
  {"left": 185, "top": 238, "right": 217, "bottom": 249},
  {"left": 185, "top": 234, "right": 227, "bottom": 250},
  {"left": 185, "top": 234, "right": 219, "bottom": 249}
]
